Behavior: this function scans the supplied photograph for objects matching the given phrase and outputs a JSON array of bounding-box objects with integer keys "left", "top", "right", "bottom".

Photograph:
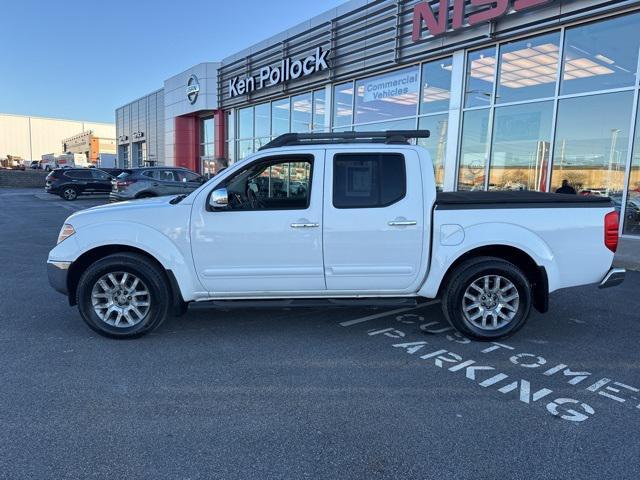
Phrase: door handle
[
  {"left": 388, "top": 220, "right": 417, "bottom": 227},
  {"left": 291, "top": 223, "right": 320, "bottom": 228}
]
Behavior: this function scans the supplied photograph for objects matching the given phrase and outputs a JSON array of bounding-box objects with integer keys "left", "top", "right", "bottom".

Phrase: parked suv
[
  {"left": 109, "top": 167, "right": 205, "bottom": 202},
  {"left": 45, "top": 168, "right": 114, "bottom": 201}
]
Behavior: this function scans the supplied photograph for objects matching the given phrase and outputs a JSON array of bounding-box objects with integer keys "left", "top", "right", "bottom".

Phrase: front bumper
[
  {"left": 47, "top": 261, "right": 71, "bottom": 295},
  {"left": 599, "top": 267, "right": 626, "bottom": 289}
]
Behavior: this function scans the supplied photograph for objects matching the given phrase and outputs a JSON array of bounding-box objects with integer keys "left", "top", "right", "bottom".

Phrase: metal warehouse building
[
  {"left": 116, "top": 0, "right": 640, "bottom": 237},
  {"left": 0, "top": 113, "right": 115, "bottom": 162}
]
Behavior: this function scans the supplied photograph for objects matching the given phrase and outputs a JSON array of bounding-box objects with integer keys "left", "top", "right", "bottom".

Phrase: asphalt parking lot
[{"left": 1, "top": 189, "right": 639, "bottom": 480}]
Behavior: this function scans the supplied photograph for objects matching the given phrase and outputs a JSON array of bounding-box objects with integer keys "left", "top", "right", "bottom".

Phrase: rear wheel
[
  {"left": 61, "top": 187, "right": 78, "bottom": 201},
  {"left": 441, "top": 257, "right": 532, "bottom": 340},
  {"left": 76, "top": 253, "right": 170, "bottom": 339}
]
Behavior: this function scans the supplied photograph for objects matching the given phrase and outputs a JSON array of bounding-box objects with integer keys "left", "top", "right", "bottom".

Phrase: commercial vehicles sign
[
  {"left": 361, "top": 70, "right": 420, "bottom": 103},
  {"left": 412, "top": 0, "right": 556, "bottom": 42},
  {"left": 229, "top": 47, "right": 330, "bottom": 98}
]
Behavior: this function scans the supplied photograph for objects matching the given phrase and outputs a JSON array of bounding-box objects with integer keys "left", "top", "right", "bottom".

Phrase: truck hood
[{"left": 66, "top": 196, "right": 183, "bottom": 229}]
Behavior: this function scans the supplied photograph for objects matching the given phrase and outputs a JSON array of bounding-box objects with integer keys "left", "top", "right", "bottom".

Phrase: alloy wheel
[
  {"left": 91, "top": 272, "right": 151, "bottom": 328},
  {"left": 462, "top": 275, "right": 520, "bottom": 331},
  {"left": 63, "top": 188, "right": 77, "bottom": 200}
]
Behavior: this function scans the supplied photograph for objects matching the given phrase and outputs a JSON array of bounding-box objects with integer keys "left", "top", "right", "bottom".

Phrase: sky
[{"left": 0, "top": 0, "right": 347, "bottom": 123}]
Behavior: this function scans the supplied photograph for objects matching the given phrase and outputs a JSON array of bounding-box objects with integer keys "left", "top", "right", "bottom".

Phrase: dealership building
[{"left": 116, "top": 0, "right": 640, "bottom": 236}]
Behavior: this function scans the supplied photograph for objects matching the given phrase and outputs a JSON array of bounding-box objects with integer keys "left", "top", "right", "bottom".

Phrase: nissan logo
[{"left": 186, "top": 74, "right": 200, "bottom": 104}]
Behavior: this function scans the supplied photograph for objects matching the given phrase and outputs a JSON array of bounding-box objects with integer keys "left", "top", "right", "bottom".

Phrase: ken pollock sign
[
  {"left": 412, "top": 0, "right": 557, "bottom": 41},
  {"left": 229, "top": 47, "right": 330, "bottom": 98}
]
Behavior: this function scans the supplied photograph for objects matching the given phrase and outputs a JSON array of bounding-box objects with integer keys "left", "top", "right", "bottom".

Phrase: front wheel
[
  {"left": 76, "top": 253, "right": 171, "bottom": 338},
  {"left": 441, "top": 257, "right": 532, "bottom": 341}
]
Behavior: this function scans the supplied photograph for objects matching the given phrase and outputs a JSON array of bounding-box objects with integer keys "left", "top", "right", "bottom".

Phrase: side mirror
[{"left": 209, "top": 188, "right": 229, "bottom": 209}]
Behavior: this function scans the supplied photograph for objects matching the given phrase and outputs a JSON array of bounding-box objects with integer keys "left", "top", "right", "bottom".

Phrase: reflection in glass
[
  {"left": 465, "top": 47, "right": 497, "bottom": 108},
  {"left": 623, "top": 101, "right": 640, "bottom": 235},
  {"left": 354, "top": 66, "right": 420, "bottom": 124},
  {"left": 497, "top": 32, "right": 560, "bottom": 104},
  {"left": 291, "top": 93, "right": 312, "bottom": 133},
  {"left": 238, "top": 107, "right": 253, "bottom": 139},
  {"left": 561, "top": 13, "right": 640, "bottom": 95},
  {"left": 352, "top": 118, "right": 416, "bottom": 132},
  {"left": 201, "top": 117, "right": 214, "bottom": 144},
  {"left": 333, "top": 82, "right": 354, "bottom": 129},
  {"left": 254, "top": 138, "right": 271, "bottom": 150},
  {"left": 418, "top": 114, "right": 448, "bottom": 190},
  {"left": 488, "top": 102, "right": 553, "bottom": 191},
  {"left": 272, "top": 98, "right": 290, "bottom": 137},
  {"left": 551, "top": 91, "right": 633, "bottom": 195},
  {"left": 254, "top": 103, "right": 270, "bottom": 138},
  {"left": 313, "top": 89, "right": 327, "bottom": 131},
  {"left": 237, "top": 139, "right": 254, "bottom": 161},
  {"left": 421, "top": 58, "right": 453, "bottom": 114},
  {"left": 458, "top": 109, "right": 491, "bottom": 190}
]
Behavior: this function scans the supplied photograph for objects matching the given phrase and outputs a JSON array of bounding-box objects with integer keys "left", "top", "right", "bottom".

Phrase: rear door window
[
  {"left": 333, "top": 153, "right": 406, "bottom": 209},
  {"left": 65, "top": 170, "right": 93, "bottom": 180}
]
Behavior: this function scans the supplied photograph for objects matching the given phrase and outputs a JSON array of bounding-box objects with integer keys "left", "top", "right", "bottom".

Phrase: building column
[
  {"left": 174, "top": 115, "right": 200, "bottom": 172},
  {"left": 214, "top": 109, "right": 227, "bottom": 167}
]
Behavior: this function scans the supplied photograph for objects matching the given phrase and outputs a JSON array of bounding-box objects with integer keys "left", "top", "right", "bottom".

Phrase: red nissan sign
[{"left": 412, "top": 0, "right": 555, "bottom": 42}]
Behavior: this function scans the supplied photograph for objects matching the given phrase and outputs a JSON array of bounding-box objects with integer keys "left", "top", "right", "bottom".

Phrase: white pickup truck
[{"left": 47, "top": 131, "right": 625, "bottom": 340}]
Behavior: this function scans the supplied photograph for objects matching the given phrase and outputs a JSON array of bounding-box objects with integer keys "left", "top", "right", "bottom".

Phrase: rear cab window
[{"left": 333, "top": 153, "right": 406, "bottom": 209}]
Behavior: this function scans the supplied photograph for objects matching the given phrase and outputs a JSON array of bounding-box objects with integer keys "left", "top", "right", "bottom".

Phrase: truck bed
[{"left": 435, "top": 191, "right": 612, "bottom": 209}]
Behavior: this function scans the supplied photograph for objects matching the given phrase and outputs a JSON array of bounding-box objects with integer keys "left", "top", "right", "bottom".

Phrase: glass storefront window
[
  {"left": 418, "top": 114, "right": 448, "bottom": 190},
  {"left": 420, "top": 58, "right": 453, "bottom": 114},
  {"left": 561, "top": 13, "right": 640, "bottom": 95},
  {"left": 497, "top": 32, "right": 560, "bottom": 104},
  {"left": 312, "top": 89, "right": 327, "bottom": 131},
  {"left": 237, "top": 139, "right": 254, "bottom": 161},
  {"left": 255, "top": 103, "right": 270, "bottom": 138},
  {"left": 201, "top": 117, "right": 214, "bottom": 144},
  {"left": 458, "top": 108, "right": 491, "bottom": 190},
  {"left": 354, "top": 66, "right": 420, "bottom": 125},
  {"left": 352, "top": 118, "right": 416, "bottom": 132},
  {"left": 291, "top": 93, "right": 312, "bottom": 133},
  {"left": 465, "top": 47, "right": 497, "bottom": 108},
  {"left": 272, "top": 98, "right": 290, "bottom": 137},
  {"left": 551, "top": 91, "right": 633, "bottom": 195},
  {"left": 333, "top": 82, "right": 354, "bottom": 129},
  {"left": 488, "top": 101, "right": 554, "bottom": 191},
  {"left": 238, "top": 107, "right": 253, "bottom": 139},
  {"left": 254, "top": 138, "right": 271, "bottom": 150},
  {"left": 623, "top": 99, "right": 640, "bottom": 235}
]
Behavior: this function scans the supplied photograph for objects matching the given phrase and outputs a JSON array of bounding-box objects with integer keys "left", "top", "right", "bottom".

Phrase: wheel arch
[
  {"left": 428, "top": 244, "right": 549, "bottom": 314},
  {"left": 67, "top": 245, "right": 187, "bottom": 315}
]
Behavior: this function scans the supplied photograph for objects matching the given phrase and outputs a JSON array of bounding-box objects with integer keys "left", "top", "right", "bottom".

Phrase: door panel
[
  {"left": 323, "top": 149, "right": 425, "bottom": 292},
  {"left": 191, "top": 151, "right": 325, "bottom": 295}
]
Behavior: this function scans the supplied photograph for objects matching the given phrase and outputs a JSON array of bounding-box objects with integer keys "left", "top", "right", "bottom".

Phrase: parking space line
[{"left": 340, "top": 300, "right": 440, "bottom": 327}]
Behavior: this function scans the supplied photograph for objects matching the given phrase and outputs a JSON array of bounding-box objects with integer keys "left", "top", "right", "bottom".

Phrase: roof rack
[{"left": 258, "top": 130, "right": 431, "bottom": 151}]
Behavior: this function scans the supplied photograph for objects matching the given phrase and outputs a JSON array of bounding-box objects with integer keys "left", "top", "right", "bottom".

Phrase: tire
[
  {"left": 441, "top": 257, "right": 532, "bottom": 341},
  {"left": 61, "top": 187, "right": 78, "bottom": 201},
  {"left": 76, "top": 253, "right": 171, "bottom": 339}
]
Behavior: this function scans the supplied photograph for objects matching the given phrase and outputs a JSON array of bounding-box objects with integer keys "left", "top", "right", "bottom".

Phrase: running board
[{"left": 189, "top": 297, "right": 419, "bottom": 310}]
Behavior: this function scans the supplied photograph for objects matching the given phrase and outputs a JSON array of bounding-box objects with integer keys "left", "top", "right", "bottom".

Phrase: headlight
[{"left": 57, "top": 224, "right": 76, "bottom": 244}]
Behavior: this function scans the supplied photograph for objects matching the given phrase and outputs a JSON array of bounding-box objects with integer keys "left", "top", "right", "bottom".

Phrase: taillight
[
  {"left": 604, "top": 211, "right": 619, "bottom": 253},
  {"left": 116, "top": 180, "right": 136, "bottom": 188}
]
